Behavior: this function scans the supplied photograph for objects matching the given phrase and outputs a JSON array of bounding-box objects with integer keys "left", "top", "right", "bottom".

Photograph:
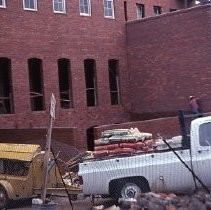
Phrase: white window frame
[
  {"left": 23, "top": 0, "right": 37, "bottom": 11},
  {"left": 53, "top": 0, "right": 66, "bottom": 14},
  {"left": 153, "top": 6, "right": 162, "bottom": 16},
  {"left": 136, "top": 3, "right": 144, "bottom": 19},
  {"left": 79, "top": 0, "right": 91, "bottom": 16},
  {"left": 0, "top": 0, "right": 6, "bottom": 8},
  {"left": 103, "top": 0, "right": 115, "bottom": 19}
]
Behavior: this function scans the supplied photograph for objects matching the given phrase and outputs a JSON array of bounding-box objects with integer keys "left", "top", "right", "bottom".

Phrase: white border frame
[
  {"left": 103, "top": 0, "right": 115, "bottom": 19},
  {"left": 79, "top": 0, "right": 91, "bottom": 16},
  {"left": 53, "top": 0, "right": 66, "bottom": 14},
  {"left": 0, "top": 0, "right": 6, "bottom": 8},
  {"left": 23, "top": 0, "right": 37, "bottom": 11}
]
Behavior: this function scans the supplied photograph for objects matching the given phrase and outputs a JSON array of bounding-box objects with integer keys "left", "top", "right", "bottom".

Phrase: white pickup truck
[{"left": 78, "top": 115, "right": 211, "bottom": 199}]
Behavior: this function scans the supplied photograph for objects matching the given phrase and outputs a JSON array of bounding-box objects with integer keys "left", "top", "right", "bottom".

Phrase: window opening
[
  {"left": 23, "top": 0, "right": 37, "bottom": 11},
  {"left": 79, "top": 0, "right": 91, "bottom": 16},
  {"left": 153, "top": 6, "right": 162, "bottom": 16},
  {"left": 0, "top": 58, "right": 13, "bottom": 114},
  {"left": 58, "top": 58, "right": 72, "bottom": 109},
  {"left": 28, "top": 58, "right": 45, "bottom": 111},
  {"left": 0, "top": 0, "right": 6, "bottom": 8},
  {"left": 84, "top": 59, "right": 97, "bottom": 107},
  {"left": 104, "top": 0, "right": 114, "bottom": 19},
  {"left": 199, "top": 122, "right": 211, "bottom": 146},
  {"left": 170, "top": 8, "right": 177, "bottom": 12},
  {"left": 0, "top": 159, "right": 30, "bottom": 176},
  {"left": 124, "top": 1, "right": 128, "bottom": 21},
  {"left": 86, "top": 126, "right": 96, "bottom": 151},
  {"left": 53, "top": 0, "right": 66, "bottom": 13},
  {"left": 136, "top": 4, "right": 145, "bottom": 19},
  {"left": 108, "top": 59, "right": 120, "bottom": 105}
]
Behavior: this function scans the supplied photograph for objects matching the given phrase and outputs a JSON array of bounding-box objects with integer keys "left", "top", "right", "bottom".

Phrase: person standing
[{"left": 189, "top": 96, "right": 199, "bottom": 114}]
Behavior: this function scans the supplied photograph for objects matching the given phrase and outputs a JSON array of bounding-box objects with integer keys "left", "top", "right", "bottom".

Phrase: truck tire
[
  {"left": 110, "top": 177, "right": 150, "bottom": 199},
  {"left": 0, "top": 186, "right": 8, "bottom": 210},
  {"left": 120, "top": 181, "right": 141, "bottom": 199}
]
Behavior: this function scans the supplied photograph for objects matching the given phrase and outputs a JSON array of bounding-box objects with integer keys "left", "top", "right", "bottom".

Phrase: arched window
[
  {"left": 0, "top": 57, "right": 13, "bottom": 114},
  {"left": 84, "top": 59, "right": 97, "bottom": 107},
  {"left": 28, "top": 58, "right": 45, "bottom": 111},
  {"left": 108, "top": 59, "right": 120, "bottom": 105},
  {"left": 57, "top": 58, "right": 73, "bottom": 108}
]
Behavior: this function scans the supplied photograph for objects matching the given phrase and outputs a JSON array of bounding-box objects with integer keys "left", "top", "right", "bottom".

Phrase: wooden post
[{"left": 41, "top": 93, "right": 56, "bottom": 204}]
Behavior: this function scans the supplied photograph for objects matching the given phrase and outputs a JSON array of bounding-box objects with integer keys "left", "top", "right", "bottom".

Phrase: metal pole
[{"left": 41, "top": 114, "right": 53, "bottom": 204}]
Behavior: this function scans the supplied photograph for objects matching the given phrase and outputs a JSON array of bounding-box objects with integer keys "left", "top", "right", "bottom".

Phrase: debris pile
[
  {"left": 93, "top": 191, "right": 211, "bottom": 210},
  {"left": 93, "top": 128, "right": 154, "bottom": 158}
]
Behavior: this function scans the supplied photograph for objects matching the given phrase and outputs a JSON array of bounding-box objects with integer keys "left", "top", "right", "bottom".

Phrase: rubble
[{"left": 96, "top": 191, "right": 211, "bottom": 210}]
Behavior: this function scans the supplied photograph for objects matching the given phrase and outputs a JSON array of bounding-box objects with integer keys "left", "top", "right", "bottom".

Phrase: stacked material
[
  {"left": 155, "top": 135, "right": 182, "bottom": 151},
  {"left": 93, "top": 128, "right": 154, "bottom": 158}
]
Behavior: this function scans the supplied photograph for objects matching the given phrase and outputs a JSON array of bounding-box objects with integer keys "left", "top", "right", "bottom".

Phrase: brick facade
[
  {"left": 0, "top": 1, "right": 207, "bottom": 150},
  {"left": 126, "top": 4, "right": 211, "bottom": 120}
]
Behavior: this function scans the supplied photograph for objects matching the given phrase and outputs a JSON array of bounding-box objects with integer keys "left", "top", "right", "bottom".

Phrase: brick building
[{"left": 1, "top": 0, "right": 208, "bottom": 150}]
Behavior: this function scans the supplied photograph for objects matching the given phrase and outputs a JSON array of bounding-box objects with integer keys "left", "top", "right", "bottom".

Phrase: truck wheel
[
  {"left": 0, "top": 186, "right": 8, "bottom": 210},
  {"left": 120, "top": 182, "right": 141, "bottom": 199},
  {"left": 118, "top": 178, "right": 150, "bottom": 199}
]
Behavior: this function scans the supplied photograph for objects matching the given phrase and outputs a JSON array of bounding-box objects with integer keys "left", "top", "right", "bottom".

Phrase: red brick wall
[
  {"left": 126, "top": 5, "right": 211, "bottom": 119},
  {"left": 0, "top": 0, "right": 196, "bottom": 149},
  {"left": 0, "top": 127, "right": 77, "bottom": 146}
]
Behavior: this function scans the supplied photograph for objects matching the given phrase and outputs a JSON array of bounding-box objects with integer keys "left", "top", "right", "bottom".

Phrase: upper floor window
[
  {"left": 79, "top": 0, "right": 91, "bottom": 16},
  {"left": 153, "top": 6, "right": 162, "bottom": 16},
  {"left": 23, "top": 0, "right": 37, "bottom": 11},
  {"left": 104, "top": 0, "right": 115, "bottom": 19},
  {"left": 0, "top": 0, "right": 6, "bottom": 8},
  {"left": 136, "top": 4, "right": 145, "bottom": 19},
  {"left": 53, "top": 0, "right": 66, "bottom": 13}
]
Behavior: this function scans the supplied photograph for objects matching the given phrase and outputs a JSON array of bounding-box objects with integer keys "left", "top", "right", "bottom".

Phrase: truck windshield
[
  {"left": 199, "top": 122, "right": 211, "bottom": 146},
  {"left": 0, "top": 159, "right": 30, "bottom": 176}
]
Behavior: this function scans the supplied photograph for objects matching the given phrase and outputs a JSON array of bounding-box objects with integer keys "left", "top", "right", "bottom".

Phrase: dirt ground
[{"left": 7, "top": 196, "right": 116, "bottom": 210}]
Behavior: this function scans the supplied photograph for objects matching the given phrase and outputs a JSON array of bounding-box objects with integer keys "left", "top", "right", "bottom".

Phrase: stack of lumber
[{"left": 93, "top": 128, "right": 155, "bottom": 158}]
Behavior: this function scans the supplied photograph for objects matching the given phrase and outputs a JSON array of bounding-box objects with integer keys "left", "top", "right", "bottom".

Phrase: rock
[
  {"left": 92, "top": 205, "right": 104, "bottom": 210},
  {"left": 205, "top": 201, "right": 211, "bottom": 209},
  {"left": 188, "top": 197, "right": 206, "bottom": 210}
]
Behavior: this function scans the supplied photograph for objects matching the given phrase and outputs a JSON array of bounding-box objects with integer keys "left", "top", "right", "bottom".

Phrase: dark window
[
  {"left": 0, "top": 58, "right": 13, "bottom": 114},
  {"left": 86, "top": 126, "right": 96, "bottom": 151},
  {"left": 124, "top": 1, "right": 128, "bottom": 21},
  {"left": 84, "top": 59, "right": 97, "bottom": 107},
  {"left": 108, "top": 59, "right": 120, "bottom": 105},
  {"left": 58, "top": 58, "right": 72, "bottom": 109},
  {"left": 0, "top": 159, "right": 30, "bottom": 176},
  {"left": 170, "top": 9, "right": 177, "bottom": 12},
  {"left": 153, "top": 6, "right": 162, "bottom": 16},
  {"left": 136, "top": 4, "right": 145, "bottom": 19},
  {"left": 28, "top": 58, "right": 45, "bottom": 111}
]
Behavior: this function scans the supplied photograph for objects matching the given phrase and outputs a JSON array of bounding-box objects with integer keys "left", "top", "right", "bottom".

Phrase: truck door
[{"left": 193, "top": 122, "right": 211, "bottom": 187}]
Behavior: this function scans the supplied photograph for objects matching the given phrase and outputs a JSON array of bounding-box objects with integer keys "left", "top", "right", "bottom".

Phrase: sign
[{"left": 50, "top": 93, "right": 56, "bottom": 119}]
